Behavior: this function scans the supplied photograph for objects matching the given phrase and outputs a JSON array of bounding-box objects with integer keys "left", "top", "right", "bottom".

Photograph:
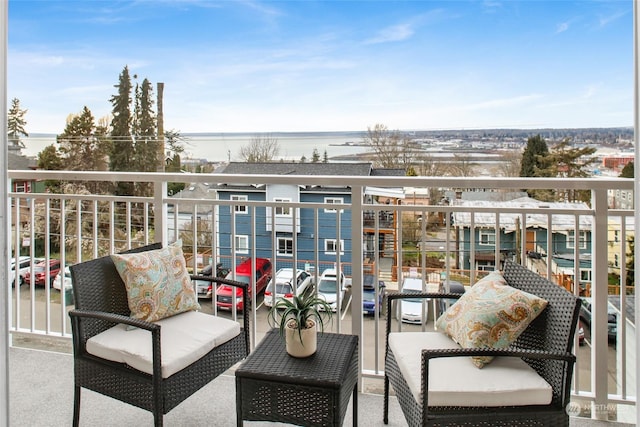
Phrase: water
[{"left": 22, "top": 131, "right": 370, "bottom": 163}]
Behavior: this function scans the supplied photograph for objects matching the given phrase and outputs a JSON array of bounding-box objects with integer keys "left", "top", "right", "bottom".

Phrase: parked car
[
  {"left": 9, "top": 256, "right": 37, "bottom": 287},
  {"left": 579, "top": 297, "right": 617, "bottom": 342},
  {"left": 398, "top": 277, "right": 429, "bottom": 324},
  {"left": 362, "top": 274, "right": 385, "bottom": 315},
  {"left": 264, "top": 268, "right": 314, "bottom": 308},
  {"left": 316, "top": 268, "right": 350, "bottom": 312},
  {"left": 195, "top": 262, "right": 231, "bottom": 299},
  {"left": 24, "top": 259, "right": 61, "bottom": 287},
  {"left": 53, "top": 266, "right": 72, "bottom": 291},
  {"left": 216, "top": 258, "right": 272, "bottom": 311}
]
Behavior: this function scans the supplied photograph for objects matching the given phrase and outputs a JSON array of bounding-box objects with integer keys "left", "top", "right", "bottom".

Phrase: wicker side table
[{"left": 235, "top": 329, "right": 359, "bottom": 426}]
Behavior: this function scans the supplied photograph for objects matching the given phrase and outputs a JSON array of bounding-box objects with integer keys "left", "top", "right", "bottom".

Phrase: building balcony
[{"left": 6, "top": 169, "right": 637, "bottom": 425}]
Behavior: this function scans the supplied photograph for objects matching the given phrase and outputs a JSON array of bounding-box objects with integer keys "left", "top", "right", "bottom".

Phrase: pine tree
[
  {"left": 520, "top": 134, "right": 549, "bottom": 177},
  {"left": 323, "top": 150, "right": 329, "bottom": 163},
  {"left": 109, "top": 66, "right": 135, "bottom": 195},
  {"left": 311, "top": 148, "right": 320, "bottom": 163},
  {"left": 134, "top": 78, "right": 158, "bottom": 173},
  {"left": 620, "top": 162, "right": 634, "bottom": 178},
  {"left": 7, "top": 98, "right": 28, "bottom": 151}
]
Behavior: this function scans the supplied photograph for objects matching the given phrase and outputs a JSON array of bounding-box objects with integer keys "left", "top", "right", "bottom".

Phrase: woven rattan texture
[
  {"left": 384, "top": 260, "right": 581, "bottom": 427},
  {"left": 236, "top": 329, "right": 358, "bottom": 426},
  {"left": 69, "top": 243, "right": 250, "bottom": 427}
]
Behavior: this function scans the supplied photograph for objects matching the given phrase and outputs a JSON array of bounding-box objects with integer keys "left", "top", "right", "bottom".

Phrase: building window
[
  {"left": 324, "top": 197, "right": 344, "bottom": 213},
  {"left": 478, "top": 230, "right": 495, "bottom": 246},
  {"left": 231, "top": 195, "right": 247, "bottom": 214},
  {"left": 277, "top": 237, "right": 293, "bottom": 256},
  {"left": 14, "top": 181, "right": 30, "bottom": 192},
  {"left": 614, "top": 230, "right": 620, "bottom": 243},
  {"left": 614, "top": 254, "right": 620, "bottom": 268},
  {"left": 476, "top": 260, "right": 496, "bottom": 271},
  {"left": 235, "top": 235, "right": 249, "bottom": 254},
  {"left": 325, "top": 239, "right": 344, "bottom": 255},
  {"left": 567, "top": 231, "right": 587, "bottom": 249},
  {"left": 274, "top": 198, "right": 291, "bottom": 216}
]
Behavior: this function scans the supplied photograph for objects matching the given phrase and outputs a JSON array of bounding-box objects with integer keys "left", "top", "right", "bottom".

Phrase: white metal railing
[{"left": 7, "top": 170, "right": 637, "bottom": 422}]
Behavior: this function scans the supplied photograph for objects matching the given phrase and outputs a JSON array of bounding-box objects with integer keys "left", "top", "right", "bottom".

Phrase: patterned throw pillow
[
  {"left": 435, "top": 270, "right": 548, "bottom": 368},
  {"left": 111, "top": 241, "right": 200, "bottom": 322}
]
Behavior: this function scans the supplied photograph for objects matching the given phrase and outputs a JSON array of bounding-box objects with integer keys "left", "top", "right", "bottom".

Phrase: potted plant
[{"left": 267, "top": 292, "right": 333, "bottom": 358}]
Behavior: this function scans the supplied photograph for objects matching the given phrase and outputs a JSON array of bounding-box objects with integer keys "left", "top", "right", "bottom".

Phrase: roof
[
  {"left": 452, "top": 196, "right": 592, "bottom": 231},
  {"left": 220, "top": 162, "right": 376, "bottom": 176},
  {"left": 8, "top": 152, "right": 34, "bottom": 170}
]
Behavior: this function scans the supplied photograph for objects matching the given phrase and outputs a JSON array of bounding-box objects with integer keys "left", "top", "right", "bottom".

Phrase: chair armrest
[{"left": 69, "top": 309, "right": 159, "bottom": 331}]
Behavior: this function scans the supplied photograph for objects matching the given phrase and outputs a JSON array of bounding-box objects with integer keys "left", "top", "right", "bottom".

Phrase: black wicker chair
[
  {"left": 69, "top": 243, "right": 250, "bottom": 427},
  {"left": 383, "top": 260, "right": 581, "bottom": 427}
]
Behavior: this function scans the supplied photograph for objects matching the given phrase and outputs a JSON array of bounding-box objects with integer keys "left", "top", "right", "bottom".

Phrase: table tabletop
[{"left": 236, "top": 329, "right": 358, "bottom": 388}]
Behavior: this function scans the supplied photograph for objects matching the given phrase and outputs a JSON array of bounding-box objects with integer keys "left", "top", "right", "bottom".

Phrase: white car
[
  {"left": 9, "top": 256, "right": 39, "bottom": 287},
  {"left": 398, "top": 277, "right": 429, "bottom": 324},
  {"left": 53, "top": 266, "right": 72, "bottom": 291},
  {"left": 316, "top": 268, "right": 349, "bottom": 312},
  {"left": 263, "top": 268, "right": 314, "bottom": 308}
]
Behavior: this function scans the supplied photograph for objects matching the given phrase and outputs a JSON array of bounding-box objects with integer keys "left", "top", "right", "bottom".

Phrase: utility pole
[{"left": 156, "top": 82, "right": 165, "bottom": 172}]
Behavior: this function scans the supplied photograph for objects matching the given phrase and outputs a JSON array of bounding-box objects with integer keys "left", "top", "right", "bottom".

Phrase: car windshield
[
  {"left": 318, "top": 279, "right": 337, "bottom": 294},
  {"left": 226, "top": 274, "right": 251, "bottom": 284},
  {"left": 273, "top": 283, "right": 293, "bottom": 294}
]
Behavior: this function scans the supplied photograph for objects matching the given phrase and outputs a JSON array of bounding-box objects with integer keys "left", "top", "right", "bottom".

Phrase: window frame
[
  {"left": 231, "top": 194, "right": 248, "bottom": 214},
  {"left": 324, "top": 239, "right": 344, "bottom": 255}
]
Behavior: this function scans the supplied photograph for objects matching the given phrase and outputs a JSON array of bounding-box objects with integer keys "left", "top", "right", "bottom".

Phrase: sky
[{"left": 7, "top": 0, "right": 634, "bottom": 134}]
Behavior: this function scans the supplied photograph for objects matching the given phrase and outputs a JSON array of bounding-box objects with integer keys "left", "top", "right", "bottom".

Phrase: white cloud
[
  {"left": 364, "top": 23, "right": 414, "bottom": 45},
  {"left": 556, "top": 22, "right": 570, "bottom": 33}
]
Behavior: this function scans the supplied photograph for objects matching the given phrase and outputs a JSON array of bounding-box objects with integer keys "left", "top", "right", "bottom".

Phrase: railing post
[
  {"left": 591, "top": 187, "right": 609, "bottom": 420},
  {"left": 351, "top": 185, "right": 363, "bottom": 390},
  {"left": 1, "top": 1, "right": 9, "bottom": 424},
  {"left": 154, "top": 180, "right": 168, "bottom": 245}
]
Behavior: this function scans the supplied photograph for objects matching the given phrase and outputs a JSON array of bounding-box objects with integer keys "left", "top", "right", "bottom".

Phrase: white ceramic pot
[{"left": 285, "top": 322, "right": 317, "bottom": 358}]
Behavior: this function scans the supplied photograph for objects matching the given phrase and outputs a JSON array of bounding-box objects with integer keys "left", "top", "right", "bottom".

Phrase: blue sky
[{"left": 8, "top": 0, "right": 633, "bottom": 134}]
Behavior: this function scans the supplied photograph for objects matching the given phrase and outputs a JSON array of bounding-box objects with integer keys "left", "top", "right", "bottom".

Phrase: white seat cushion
[
  {"left": 389, "top": 331, "right": 553, "bottom": 407},
  {"left": 86, "top": 311, "right": 241, "bottom": 378}
]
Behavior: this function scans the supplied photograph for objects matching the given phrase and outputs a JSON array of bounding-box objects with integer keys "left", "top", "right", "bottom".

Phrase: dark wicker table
[{"left": 235, "top": 329, "right": 359, "bottom": 426}]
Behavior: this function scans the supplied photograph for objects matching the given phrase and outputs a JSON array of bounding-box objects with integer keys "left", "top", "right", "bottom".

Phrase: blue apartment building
[{"left": 215, "top": 162, "right": 404, "bottom": 274}]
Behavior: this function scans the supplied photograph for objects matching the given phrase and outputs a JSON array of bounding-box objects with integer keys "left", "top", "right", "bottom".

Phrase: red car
[
  {"left": 24, "top": 259, "right": 62, "bottom": 286},
  {"left": 216, "top": 258, "right": 272, "bottom": 311}
]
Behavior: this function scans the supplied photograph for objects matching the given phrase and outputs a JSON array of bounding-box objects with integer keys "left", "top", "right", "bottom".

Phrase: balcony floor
[{"left": 8, "top": 342, "right": 634, "bottom": 427}]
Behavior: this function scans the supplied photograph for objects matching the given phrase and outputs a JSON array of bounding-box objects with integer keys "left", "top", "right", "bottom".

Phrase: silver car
[
  {"left": 398, "top": 277, "right": 429, "bottom": 324},
  {"left": 264, "top": 268, "right": 314, "bottom": 308}
]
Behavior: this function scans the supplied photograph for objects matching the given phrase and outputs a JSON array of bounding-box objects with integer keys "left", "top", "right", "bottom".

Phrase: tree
[
  {"left": 133, "top": 78, "right": 158, "bottom": 173},
  {"left": 323, "top": 150, "right": 329, "bottom": 163},
  {"left": 165, "top": 129, "right": 187, "bottom": 196},
  {"left": 537, "top": 139, "right": 598, "bottom": 202},
  {"left": 7, "top": 98, "right": 28, "bottom": 151},
  {"left": 498, "top": 150, "right": 522, "bottom": 177},
  {"left": 109, "top": 66, "right": 135, "bottom": 195},
  {"left": 520, "top": 134, "right": 549, "bottom": 177},
  {"left": 620, "top": 162, "right": 634, "bottom": 178},
  {"left": 626, "top": 236, "right": 635, "bottom": 288},
  {"left": 37, "top": 144, "right": 65, "bottom": 192},
  {"left": 239, "top": 134, "right": 280, "bottom": 162},
  {"left": 446, "top": 154, "right": 477, "bottom": 177},
  {"left": 56, "top": 107, "right": 112, "bottom": 193},
  {"left": 362, "top": 123, "right": 419, "bottom": 169},
  {"left": 311, "top": 148, "right": 320, "bottom": 163}
]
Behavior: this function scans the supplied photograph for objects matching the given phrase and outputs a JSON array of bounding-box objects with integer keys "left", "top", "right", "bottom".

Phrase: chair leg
[
  {"left": 72, "top": 385, "right": 81, "bottom": 427},
  {"left": 383, "top": 374, "right": 389, "bottom": 424},
  {"left": 154, "top": 410, "right": 163, "bottom": 427}
]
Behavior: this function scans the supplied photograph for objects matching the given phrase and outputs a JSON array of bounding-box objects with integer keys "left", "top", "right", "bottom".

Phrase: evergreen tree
[
  {"left": 620, "top": 162, "right": 634, "bottom": 178},
  {"left": 323, "top": 149, "right": 329, "bottom": 163},
  {"left": 57, "top": 106, "right": 112, "bottom": 193},
  {"left": 520, "top": 134, "right": 548, "bottom": 177},
  {"left": 311, "top": 148, "right": 320, "bottom": 163},
  {"left": 626, "top": 236, "right": 634, "bottom": 288},
  {"left": 109, "top": 66, "right": 135, "bottom": 195},
  {"left": 537, "top": 139, "right": 598, "bottom": 202},
  {"left": 165, "top": 129, "right": 186, "bottom": 196},
  {"left": 134, "top": 78, "right": 158, "bottom": 173},
  {"left": 7, "top": 98, "right": 28, "bottom": 151},
  {"left": 37, "top": 145, "right": 65, "bottom": 192}
]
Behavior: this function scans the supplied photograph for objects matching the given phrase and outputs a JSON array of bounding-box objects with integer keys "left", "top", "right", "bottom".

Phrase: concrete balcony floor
[{"left": 8, "top": 335, "right": 635, "bottom": 427}]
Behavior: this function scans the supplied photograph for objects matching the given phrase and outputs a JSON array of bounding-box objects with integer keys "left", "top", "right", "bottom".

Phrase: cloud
[
  {"left": 364, "top": 23, "right": 414, "bottom": 45},
  {"left": 599, "top": 10, "right": 628, "bottom": 28},
  {"left": 556, "top": 22, "right": 570, "bottom": 33}
]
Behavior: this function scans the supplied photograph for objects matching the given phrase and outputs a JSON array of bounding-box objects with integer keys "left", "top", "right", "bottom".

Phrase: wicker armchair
[
  {"left": 69, "top": 243, "right": 250, "bottom": 427},
  {"left": 383, "top": 260, "right": 581, "bottom": 427}
]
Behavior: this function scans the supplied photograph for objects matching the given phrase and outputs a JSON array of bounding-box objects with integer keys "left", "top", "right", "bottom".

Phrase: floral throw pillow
[
  {"left": 111, "top": 241, "right": 200, "bottom": 322},
  {"left": 435, "top": 270, "right": 548, "bottom": 368}
]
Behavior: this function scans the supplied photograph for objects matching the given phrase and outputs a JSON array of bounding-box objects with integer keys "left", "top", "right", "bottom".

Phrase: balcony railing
[{"left": 7, "top": 169, "right": 637, "bottom": 423}]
